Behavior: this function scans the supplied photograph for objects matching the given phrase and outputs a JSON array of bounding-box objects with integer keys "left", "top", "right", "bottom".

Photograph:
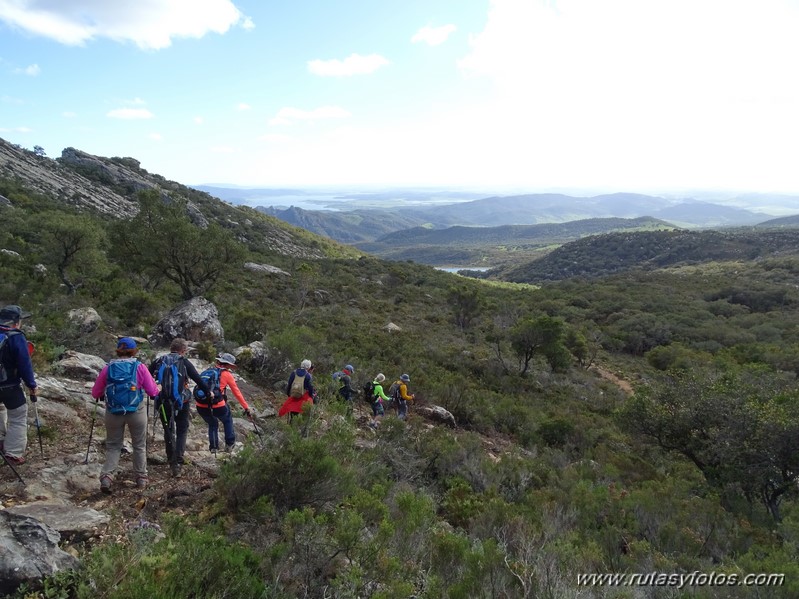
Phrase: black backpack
[
  {"left": 362, "top": 381, "right": 375, "bottom": 403},
  {"left": 0, "top": 330, "right": 20, "bottom": 384}
]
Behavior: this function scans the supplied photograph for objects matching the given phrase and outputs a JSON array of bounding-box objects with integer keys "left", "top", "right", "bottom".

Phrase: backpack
[
  {"left": 388, "top": 381, "right": 402, "bottom": 403},
  {"left": 156, "top": 354, "right": 189, "bottom": 408},
  {"left": 193, "top": 367, "right": 223, "bottom": 403},
  {"left": 289, "top": 372, "right": 306, "bottom": 398},
  {"left": 363, "top": 381, "right": 375, "bottom": 403},
  {"left": 105, "top": 358, "right": 144, "bottom": 414},
  {"left": 0, "top": 330, "right": 20, "bottom": 384}
]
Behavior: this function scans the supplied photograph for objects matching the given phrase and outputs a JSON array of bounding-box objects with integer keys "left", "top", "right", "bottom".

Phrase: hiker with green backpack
[
  {"left": 149, "top": 338, "right": 214, "bottom": 478},
  {"left": 91, "top": 337, "right": 159, "bottom": 494}
]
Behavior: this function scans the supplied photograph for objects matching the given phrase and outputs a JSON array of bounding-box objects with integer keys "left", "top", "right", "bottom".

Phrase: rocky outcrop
[
  {"left": 415, "top": 405, "right": 456, "bottom": 428},
  {"left": 0, "top": 511, "right": 80, "bottom": 596},
  {"left": 5, "top": 503, "right": 110, "bottom": 542},
  {"left": 66, "top": 307, "right": 103, "bottom": 334},
  {"left": 0, "top": 138, "right": 137, "bottom": 217},
  {"left": 244, "top": 262, "right": 290, "bottom": 276},
  {"left": 54, "top": 350, "right": 108, "bottom": 380},
  {"left": 149, "top": 297, "right": 224, "bottom": 345}
]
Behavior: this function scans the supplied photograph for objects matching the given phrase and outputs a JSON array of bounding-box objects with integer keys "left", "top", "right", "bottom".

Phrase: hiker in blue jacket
[
  {"left": 0, "top": 305, "right": 37, "bottom": 465},
  {"left": 149, "top": 337, "right": 213, "bottom": 478}
]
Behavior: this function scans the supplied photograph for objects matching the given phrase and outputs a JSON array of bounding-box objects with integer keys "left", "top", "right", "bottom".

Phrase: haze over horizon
[{"left": 2, "top": 1, "right": 799, "bottom": 195}]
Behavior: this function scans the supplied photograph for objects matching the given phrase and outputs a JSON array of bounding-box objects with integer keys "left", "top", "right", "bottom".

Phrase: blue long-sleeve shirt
[{"left": 0, "top": 326, "right": 36, "bottom": 389}]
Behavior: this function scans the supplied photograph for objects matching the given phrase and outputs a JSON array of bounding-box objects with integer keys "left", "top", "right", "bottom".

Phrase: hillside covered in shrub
[{"left": 2, "top": 140, "right": 799, "bottom": 598}]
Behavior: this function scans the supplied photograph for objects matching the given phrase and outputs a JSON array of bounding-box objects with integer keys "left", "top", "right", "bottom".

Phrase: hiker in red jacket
[{"left": 279, "top": 359, "right": 316, "bottom": 419}]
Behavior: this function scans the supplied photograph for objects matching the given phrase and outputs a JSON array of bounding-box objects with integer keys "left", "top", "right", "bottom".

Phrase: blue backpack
[
  {"left": 156, "top": 354, "right": 188, "bottom": 408},
  {"left": 105, "top": 359, "right": 144, "bottom": 414},
  {"left": 193, "top": 367, "right": 223, "bottom": 403}
]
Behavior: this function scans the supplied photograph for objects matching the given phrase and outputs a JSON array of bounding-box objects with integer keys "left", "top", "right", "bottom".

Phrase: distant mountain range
[{"left": 247, "top": 191, "right": 784, "bottom": 247}]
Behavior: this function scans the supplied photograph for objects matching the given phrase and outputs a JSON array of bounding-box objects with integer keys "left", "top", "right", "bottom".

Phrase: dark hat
[
  {"left": 0, "top": 304, "right": 31, "bottom": 322},
  {"left": 400, "top": 373, "right": 410, "bottom": 382},
  {"left": 344, "top": 364, "right": 354, "bottom": 373},
  {"left": 117, "top": 337, "right": 137, "bottom": 350}
]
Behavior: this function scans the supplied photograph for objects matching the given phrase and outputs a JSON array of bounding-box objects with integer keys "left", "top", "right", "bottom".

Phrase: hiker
[
  {"left": 91, "top": 337, "right": 159, "bottom": 493},
  {"left": 149, "top": 338, "right": 213, "bottom": 477},
  {"left": 390, "top": 373, "right": 415, "bottom": 420},
  {"left": 279, "top": 359, "right": 316, "bottom": 419},
  {"left": 338, "top": 364, "right": 356, "bottom": 405},
  {"left": 368, "top": 373, "right": 391, "bottom": 428},
  {"left": 0, "top": 305, "right": 37, "bottom": 465},
  {"left": 195, "top": 353, "right": 251, "bottom": 454}
]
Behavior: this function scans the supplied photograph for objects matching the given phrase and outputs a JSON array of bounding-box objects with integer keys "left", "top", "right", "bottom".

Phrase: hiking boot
[
  {"left": 136, "top": 476, "right": 149, "bottom": 490},
  {"left": 224, "top": 444, "right": 235, "bottom": 453},
  {"left": 4, "top": 454, "right": 25, "bottom": 465},
  {"left": 100, "top": 475, "right": 112, "bottom": 494},
  {"left": 170, "top": 463, "right": 182, "bottom": 478}
]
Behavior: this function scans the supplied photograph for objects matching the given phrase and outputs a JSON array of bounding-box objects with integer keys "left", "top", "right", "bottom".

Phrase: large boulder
[
  {"left": 149, "top": 297, "right": 224, "bottom": 346},
  {"left": 5, "top": 503, "right": 110, "bottom": 542},
  {"left": 66, "top": 307, "right": 103, "bottom": 334},
  {"left": 415, "top": 405, "right": 456, "bottom": 428},
  {"left": 0, "top": 511, "right": 80, "bottom": 596},
  {"left": 54, "top": 350, "right": 108, "bottom": 380}
]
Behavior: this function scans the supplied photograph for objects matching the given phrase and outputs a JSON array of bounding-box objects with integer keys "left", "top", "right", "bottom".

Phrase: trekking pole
[
  {"left": 84, "top": 399, "right": 99, "bottom": 465},
  {"left": 247, "top": 412, "right": 264, "bottom": 445},
  {"left": 1, "top": 451, "right": 25, "bottom": 484},
  {"left": 31, "top": 392, "right": 44, "bottom": 458}
]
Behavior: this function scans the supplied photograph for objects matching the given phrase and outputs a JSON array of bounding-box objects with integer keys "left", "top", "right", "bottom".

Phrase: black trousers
[{"left": 155, "top": 394, "right": 191, "bottom": 463}]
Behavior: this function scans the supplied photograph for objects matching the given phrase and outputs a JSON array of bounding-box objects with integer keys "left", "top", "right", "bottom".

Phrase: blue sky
[{"left": 2, "top": 0, "right": 799, "bottom": 195}]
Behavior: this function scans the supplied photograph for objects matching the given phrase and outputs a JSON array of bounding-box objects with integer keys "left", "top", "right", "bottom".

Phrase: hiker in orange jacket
[
  {"left": 195, "top": 353, "right": 251, "bottom": 454},
  {"left": 391, "top": 373, "right": 415, "bottom": 420}
]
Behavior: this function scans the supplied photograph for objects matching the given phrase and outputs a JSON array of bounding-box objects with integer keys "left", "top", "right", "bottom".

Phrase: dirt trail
[{"left": 591, "top": 365, "right": 634, "bottom": 396}]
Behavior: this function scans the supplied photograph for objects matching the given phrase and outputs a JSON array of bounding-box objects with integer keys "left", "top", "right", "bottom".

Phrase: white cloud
[
  {"left": 0, "top": 0, "right": 246, "bottom": 49},
  {"left": 258, "top": 133, "right": 292, "bottom": 143},
  {"left": 194, "top": 116, "right": 204, "bottom": 125},
  {"left": 62, "top": 111, "right": 77, "bottom": 118},
  {"left": 411, "top": 24, "right": 456, "bottom": 46},
  {"left": 107, "top": 108, "right": 154, "bottom": 119},
  {"left": 308, "top": 53, "right": 389, "bottom": 76},
  {"left": 14, "top": 63, "right": 40, "bottom": 76},
  {"left": 241, "top": 16, "right": 254, "bottom": 30},
  {"left": 210, "top": 145, "right": 235, "bottom": 154},
  {"left": 451, "top": 0, "right": 799, "bottom": 191},
  {"left": 0, "top": 126, "right": 32, "bottom": 133},
  {"left": 149, "top": 132, "right": 163, "bottom": 141},
  {"left": 1, "top": 95, "right": 23, "bottom": 104},
  {"left": 269, "top": 106, "right": 351, "bottom": 126},
  {"left": 236, "top": 103, "right": 251, "bottom": 111}
]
